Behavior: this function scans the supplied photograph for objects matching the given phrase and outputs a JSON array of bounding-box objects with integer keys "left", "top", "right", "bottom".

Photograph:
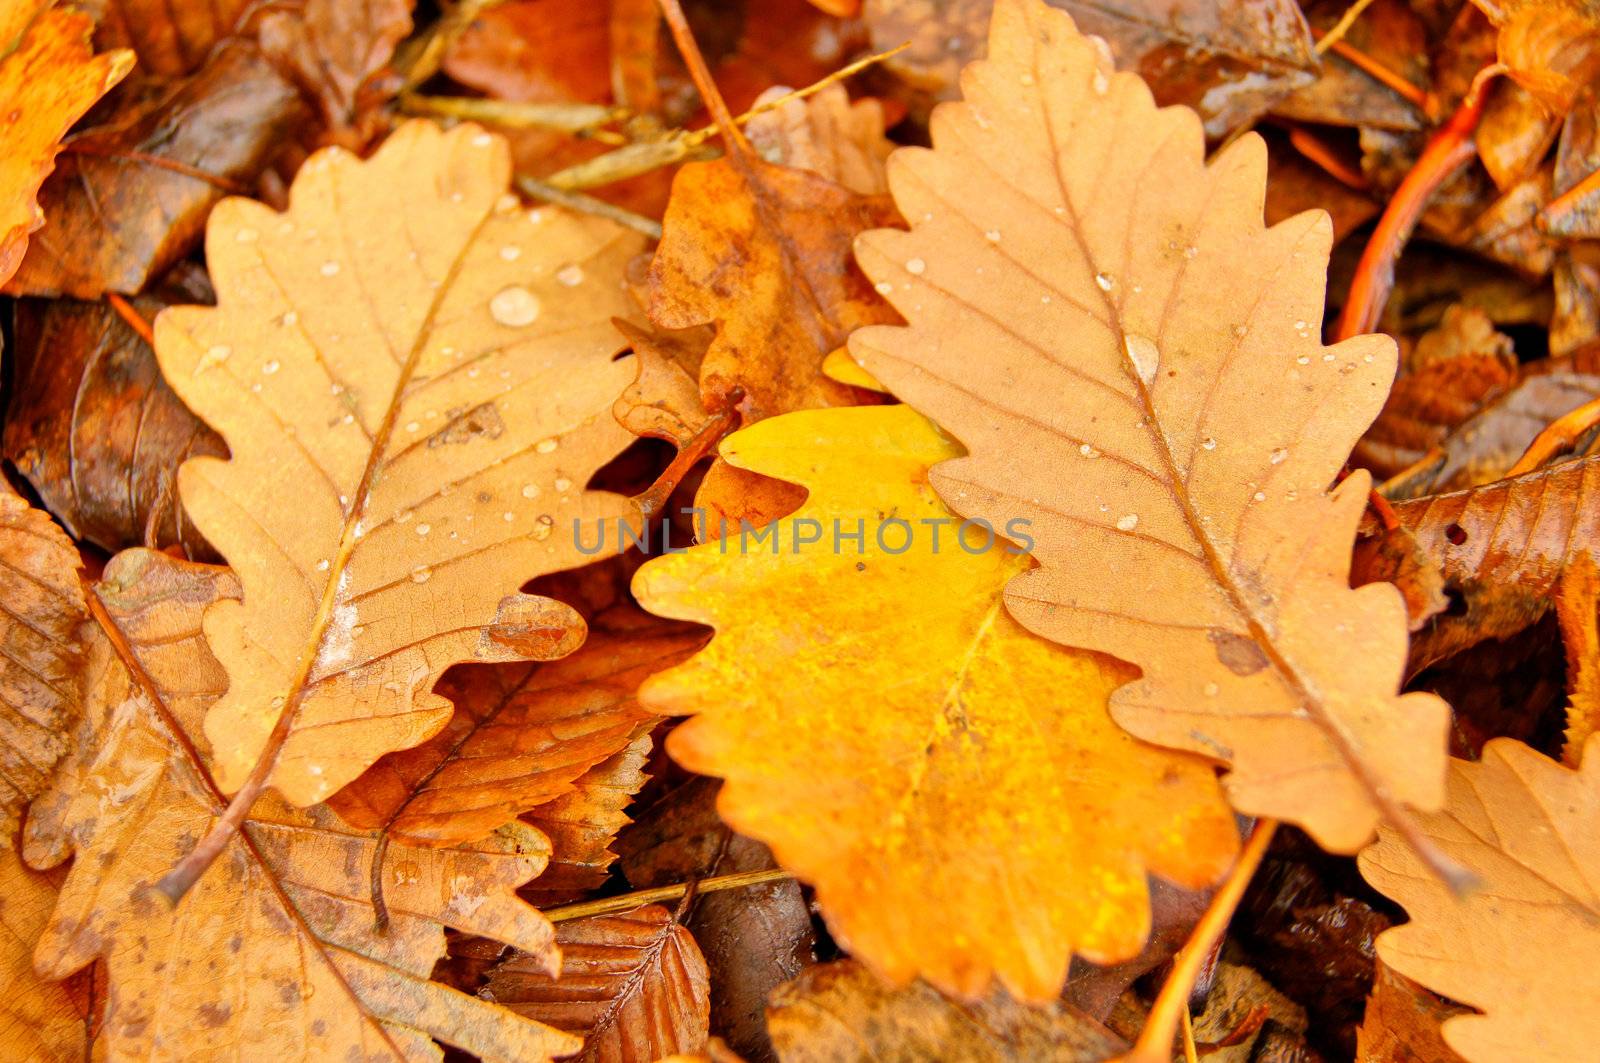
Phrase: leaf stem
[
  {"left": 656, "top": 0, "right": 750, "bottom": 157},
  {"left": 1120, "top": 820, "right": 1278, "bottom": 1063},
  {"left": 107, "top": 293, "right": 155, "bottom": 347},
  {"left": 1507, "top": 396, "right": 1600, "bottom": 477},
  {"left": 541, "top": 868, "right": 795, "bottom": 922}
]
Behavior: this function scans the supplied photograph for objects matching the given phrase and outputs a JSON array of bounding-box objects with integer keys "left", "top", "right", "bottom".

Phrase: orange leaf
[{"left": 0, "top": 1, "right": 131, "bottom": 286}]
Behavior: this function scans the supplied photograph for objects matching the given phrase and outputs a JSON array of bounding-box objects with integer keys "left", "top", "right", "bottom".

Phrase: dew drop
[
  {"left": 1233, "top": 324, "right": 1248, "bottom": 337},
  {"left": 556, "top": 263, "right": 585, "bottom": 286},
  {"left": 1095, "top": 272, "right": 1114, "bottom": 291},
  {"left": 1183, "top": 245, "right": 1198, "bottom": 259},
  {"left": 1019, "top": 72, "right": 1036, "bottom": 86},
  {"left": 874, "top": 281, "right": 894, "bottom": 295},
  {"left": 316, "top": 558, "right": 330, "bottom": 572},
  {"left": 261, "top": 360, "right": 280, "bottom": 375},
  {"left": 472, "top": 131, "right": 493, "bottom": 147},
  {"left": 396, "top": 510, "right": 412, "bottom": 523},
  {"left": 1270, "top": 447, "right": 1288, "bottom": 465},
  {"left": 416, "top": 523, "right": 431, "bottom": 536},
  {"left": 532, "top": 515, "right": 554, "bottom": 540},
  {"left": 320, "top": 260, "right": 340, "bottom": 277},
  {"left": 236, "top": 227, "right": 259, "bottom": 244},
  {"left": 502, "top": 511, "right": 515, "bottom": 522},
  {"left": 1204, "top": 682, "right": 1219, "bottom": 696},
  {"left": 411, "top": 566, "right": 432, "bottom": 584},
  {"left": 195, "top": 345, "right": 231, "bottom": 374},
  {"left": 490, "top": 285, "right": 540, "bottom": 327},
  {"left": 1201, "top": 436, "right": 1217, "bottom": 450},
  {"left": 282, "top": 311, "right": 299, "bottom": 326},
  {"left": 1116, "top": 513, "right": 1139, "bottom": 532},
  {"left": 535, "top": 437, "right": 559, "bottom": 454},
  {"left": 1296, "top": 355, "right": 1310, "bottom": 365},
  {"left": 1092, "top": 70, "right": 1110, "bottom": 95},
  {"left": 500, "top": 245, "right": 522, "bottom": 261},
  {"left": 406, "top": 421, "right": 420, "bottom": 433},
  {"left": 1078, "top": 443, "right": 1096, "bottom": 458},
  {"left": 521, "top": 483, "right": 540, "bottom": 499},
  {"left": 1253, "top": 491, "right": 1266, "bottom": 501},
  {"left": 1123, "top": 334, "right": 1160, "bottom": 387},
  {"left": 985, "top": 230, "right": 1001, "bottom": 243},
  {"left": 905, "top": 257, "right": 926, "bottom": 275}
]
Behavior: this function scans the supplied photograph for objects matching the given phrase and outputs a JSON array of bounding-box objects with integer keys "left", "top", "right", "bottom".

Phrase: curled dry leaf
[
  {"left": 0, "top": 481, "right": 86, "bottom": 846},
  {"left": 765, "top": 959, "right": 1127, "bottom": 1063},
  {"left": 1356, "top": 454, "right": 1600, "bottom": 673},
  {"left": 483, "top": 904, "right": 712, "bottom": 1063},
  {"left": 328, "top": 619, "right": 704, "bottom": 846},
  {"left": 154, "top": 119, "right": 644, "bottom": 807},
  {"left": 1469, "top": 0, "right": 1600, "bottom": 114},
  {"left": 5, "top": 42, "right": 307, "bottom": 299},
  {"left": 1359, "top": 736, "right": 1600, "bottom": 1063},
  {"left": 850, "top": 0, "right": 1450, "bottom": 853},
  {"left": 1555, "top": 551, "right": 1600, "bottom": 764},
  {"left": 633, "top": 405, "right": 1240, "bottom": 1000},
  {"left": 0, "top": 0, "right": 131, "bottom": 286},
  {"left": 0, "top": 847, "right": 92, "bottom": 1061},
  {"left": 24, "top": 548, "right": 581, "bottom": 1062},
  {"left": 6, "top": 282, "right": 224, "bottom": 558},
  {"left": 520, "top": 730, "right": 654, "bottom": 906},
  {"left": 619, "top": 776, "right": 818, "bottom": 1061}
]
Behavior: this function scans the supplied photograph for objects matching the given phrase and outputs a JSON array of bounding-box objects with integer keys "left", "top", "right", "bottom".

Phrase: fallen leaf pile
[{"left": 1, "top": 0, "right": 1596, "bottom": 1060}]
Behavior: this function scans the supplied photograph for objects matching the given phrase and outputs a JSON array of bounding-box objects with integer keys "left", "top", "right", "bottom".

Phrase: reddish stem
[
  {"left": 1335, "top": 72, "right": 1498, "bottom": 341},
  {"left": 107, "top": 292, "right": 155, "bottom": 347}
]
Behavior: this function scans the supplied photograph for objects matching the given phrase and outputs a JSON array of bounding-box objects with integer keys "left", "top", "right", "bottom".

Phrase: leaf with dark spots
[
  {"left": 23, "top": 548, "right": 578, "bottom": 1062},
  {"left": 5, "top": 276, "right": 224, "bottom": 558}
]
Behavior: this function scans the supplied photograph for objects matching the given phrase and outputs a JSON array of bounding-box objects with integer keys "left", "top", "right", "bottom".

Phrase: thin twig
[
  {"left": 404, "top": 94, "right": 625, "bottom": 138},
  {"left": 514, "top": 174, "right": 663, "bottom": 239},
  {"left": 1316, "top": 37, "right": 1431, "bottom": 115},
  {"left": 1120, "top": 821, "right": 1278, "bottom": 1063},
  {"left": 656, "top": 0, "right": 749, "bottom": 156},
  {"left": 1314, "top": 0, "right": 1381, "bottom": 55},
  {"left": 107, "top": 293, "right": 155, "bottom": 347},
  {"left": 541, "top": 868, "right": 795, "bottom": 922},
  {"left": 1287, "top": 127, "right": 1369, "bottom": 190}
]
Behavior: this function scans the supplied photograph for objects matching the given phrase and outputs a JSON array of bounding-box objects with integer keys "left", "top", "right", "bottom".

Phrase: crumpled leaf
[
  {"left": 5, "top": 275, "right": 224, "bottom": 558},
  {"left": 0, "top": 0, "right": 131, "bottom": 286},
  {"left": 1356, "top": 454, "right": 1600, "bottom": 673},
  {"left": 482, "top": 904, "right": 711, "bottom": 1063},
  {"left": 328, "top": 616, "right": 704, "bottom": 846},
  {"left": 154, "top": 119, "right": 645, "bottom": 806},
  {"left": 1469, "top": 0, "right": 1600, "bottom": 114},
  {"left": 850, "top": 0, "right": 1449, "bottom": 852},
  {"left": 765, "top": 960, "right": 1126, "bottom": 1062},
  {"left": 0, "top": 847, "right": 92, "bottom": 1060},
  {"left": 4, "top": 41, "right": 307, "bottom": 299},
  {"left": 864, "top": 0, "right": 1318, "bottom": 136},
  {"left": 1359, "top": 735, "right": 1600, "bottom": 1063},
  {"left": 25, "top": 547, "right": 581, "bottom": 1062},
  {"left": 1352, "top": 343, "right": 1519, "bottom": 482},
  {"left": 633, "top": 404, "right": 1240, "bottom": 1000},
  {"left": 619, "top": 776, "right": 818, "bottom": 1061},
  {"left": 0, "top": 481, "right": 86, "bottom": 846}
]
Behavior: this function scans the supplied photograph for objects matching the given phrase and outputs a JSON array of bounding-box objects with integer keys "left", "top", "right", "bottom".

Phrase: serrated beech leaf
[
  {"left": 849, "top": 0, "right": 1450, "bottom": 852},
  {"left": 154, "top": 120, "right": 645, "bottom": 807}
]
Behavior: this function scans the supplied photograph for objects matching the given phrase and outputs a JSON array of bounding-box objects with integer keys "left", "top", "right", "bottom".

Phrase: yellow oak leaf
[
  {"left": 632, "top": 404, "right": 1240, "bottom": 1000},
  {"left": 154, "top": 119, "right": 646, "bottom": 808},
  {"left": 1359, "top": 736, "right": 1600, "bottom": 1063},
  {"left": 850, "top": 0, "right": 1449, "bottom": 853}
]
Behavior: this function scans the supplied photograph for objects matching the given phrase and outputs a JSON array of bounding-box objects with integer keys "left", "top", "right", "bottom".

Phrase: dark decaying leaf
[
  {"left": 1351, "top": 348, "right": 1519, "bottom": 482},
  {"left": 482, "top": 904, "right": 712, "bottom": 1063},
  {"left": 90, "top": 0, "right": 258, "bottom": 76},
  {"left": 864, "top": 0, "right": 1319, "bottom": 135},
  {"left": 765, "top": 960, "right": 1127, "bottom": 1063},
  {"left": 4, "top": 42, "right": 306, "bottom": 299},
  {"left": 619, "top": 776, "right": 818, "bottom": 1063},
  {"left": 6, "top": 275, "right": 223, "bottom": 558},
  {"left": 259, "top": 0, "right": 414, "bottom": 144}
]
